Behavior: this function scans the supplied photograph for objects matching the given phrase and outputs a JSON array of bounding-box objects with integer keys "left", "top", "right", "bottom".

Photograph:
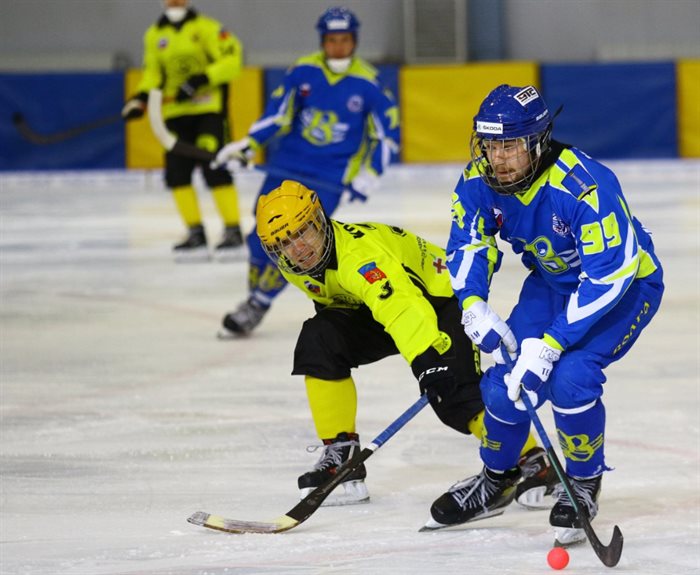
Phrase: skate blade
[
  {"left": 216, "top": 328, "right": 249, "bottom": 340},
  {"left": 553, "top": 526, "right": 587, "bottom": 547},
  {"left": 214, "top": 247, "right": 246, "bottom": 263},
  {"left": 419, "top": 507, "right": 507, "bottom": 532},
  {"left": 299, "top": 480, "right": 370, "bottom": 507},
  {"left": 516, "top": 486, "right": 554, "bottom": 510},
  {"left": 173, "top": 248, "right": 210, "bottom": 263}
]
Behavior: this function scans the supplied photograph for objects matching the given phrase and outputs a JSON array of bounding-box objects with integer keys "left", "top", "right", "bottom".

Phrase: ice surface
[{"left": 1, "top": 162, "right": 698, "bottom": 574}]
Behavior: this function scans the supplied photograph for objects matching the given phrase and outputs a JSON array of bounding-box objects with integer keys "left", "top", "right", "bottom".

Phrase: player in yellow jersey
[
  {"left": 122, "top": 0, "right": 244, "bottom": 261},
  {"left": 254, "top": 180, "right": 558, "bottom": 508}
]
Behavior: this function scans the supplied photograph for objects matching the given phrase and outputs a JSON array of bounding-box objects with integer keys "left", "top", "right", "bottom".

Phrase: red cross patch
[{"left": 433, "top": 257, "right": 447, "bottom": 273}]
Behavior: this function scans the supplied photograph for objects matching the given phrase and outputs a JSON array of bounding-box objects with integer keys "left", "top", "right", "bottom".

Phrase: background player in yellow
[
  {"left": 254, "top": 180, "right": 558, "bottom": 508},
  {"left": 122, "top": 0, "right": 244, "bottom": 261}
]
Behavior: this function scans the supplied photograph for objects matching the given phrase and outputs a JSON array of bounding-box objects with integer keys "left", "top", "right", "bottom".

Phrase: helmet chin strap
[{"left": 325, "top": 57, "right": 352, "bottom": 74}]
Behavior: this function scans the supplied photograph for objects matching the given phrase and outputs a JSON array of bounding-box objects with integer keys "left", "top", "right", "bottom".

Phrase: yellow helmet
[{"left": 256, "top": 180, "right": 333, "bottom": 276}]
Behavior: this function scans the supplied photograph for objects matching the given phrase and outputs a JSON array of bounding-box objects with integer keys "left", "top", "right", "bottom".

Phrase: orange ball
[{"left": 547, "top": 546, "right": 570, "bottom": 570}]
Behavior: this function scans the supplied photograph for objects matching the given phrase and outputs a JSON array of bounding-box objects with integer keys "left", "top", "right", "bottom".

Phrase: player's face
[
  {"left": 483, "top": 138, "right": 533, "bottom": 184},
  {"left": 278, "top": 223, "right": 326, "bottom": 272},
  {"left": 322, "top": 33, "right": 356, "bottom": 59}
]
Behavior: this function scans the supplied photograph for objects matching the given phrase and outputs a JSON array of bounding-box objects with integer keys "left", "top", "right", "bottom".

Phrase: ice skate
[
  {"left": 421, "top": 466, "right": 520, "bottom": 531},
  {"left": 550, "top": 474, "right": 602, "bottom": 546},
  {"left": 214, "top": 225, "right": 244, "bottom": 262},
  {"left": 173, "top": 225, "right": 209, "bottom": 262},
  {"left": 298, "top": 432, "right": 369, "bottom": 506},
  {"left": 515, "top": 447, "right": 560, "bottom": 509},
  {"left": 217, "top": 298, "right": 269, "bottom": 338}
]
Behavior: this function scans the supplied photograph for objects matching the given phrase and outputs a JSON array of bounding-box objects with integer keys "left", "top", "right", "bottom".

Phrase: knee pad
[
  {"left": 547, "top": 352, "right": 605, "bottom": 409},
  {"left": 479, "top": 364, "right": 531, "bottom": 425}
]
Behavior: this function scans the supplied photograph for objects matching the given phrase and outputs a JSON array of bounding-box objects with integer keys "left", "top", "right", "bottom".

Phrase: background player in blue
[
  {"left": 422, "top": 85, "right": 664, "bottom": 544},
  {"left": 213, "top": 6, "right": 400, "bottom": 337}
]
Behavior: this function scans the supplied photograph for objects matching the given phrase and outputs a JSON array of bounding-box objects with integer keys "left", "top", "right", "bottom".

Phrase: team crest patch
[
  {"left": 347, "top": 95, "right": 363, "bottom": 113},
  {"left": 304, "top": 281, "right": 321, "bottom": 294},
  {"left": 158, "top": 38, "right": 168, "bottom": 49},
  {"left": 358, "top": 262, "right": 386, "bottom": 284},
  {"left": 492, "top": 207, "right": 504, "bottom": 228},
  {"left": 552, "top": 213, "right": 570, "bottom": 237},
  {"left": 300, "top": 83, "right": 311, "bottom": 97}
]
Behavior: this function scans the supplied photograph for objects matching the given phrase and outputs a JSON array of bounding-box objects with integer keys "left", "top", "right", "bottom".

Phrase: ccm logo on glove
[{"left": 417, "top": 366, "right": 449, "bottom": 384}]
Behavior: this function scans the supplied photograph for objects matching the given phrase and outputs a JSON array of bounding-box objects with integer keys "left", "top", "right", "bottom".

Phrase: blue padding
[
  {"left": 541, "top": 62, "right": 678, "bottom": 159},
  {"left": 0, "top": 73, "right": 125, "bottom": 171},
  {"left": 262, "top": 64, "right": 400, "bottom": 164}
]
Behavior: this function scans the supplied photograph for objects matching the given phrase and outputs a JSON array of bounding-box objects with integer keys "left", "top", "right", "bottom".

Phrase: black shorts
[
  {"left": 164, "top": 113, "right": 232, "bottom": 188},
  {"left": 292, "top": 299, "right": 484, "bottom": 435}
]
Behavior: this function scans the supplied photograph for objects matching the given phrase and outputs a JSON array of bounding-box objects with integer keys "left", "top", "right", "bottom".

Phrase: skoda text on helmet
[
  {"left": 257, "top": 180, "right": 334, "bottom": 277},
  {"left": 470, "top": 84, "right": 553, "bottom": 195}
]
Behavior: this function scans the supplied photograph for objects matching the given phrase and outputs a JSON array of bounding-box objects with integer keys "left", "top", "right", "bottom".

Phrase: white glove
[
  {"left": 346, "top": 169, "right": 380, "bottom": 203},
  {"left": 461, "top": 300, "right": 517, "bottom": 355},
  {"left": 212, "top": 137, "right": 255, "bottom": 171},
  {"left": 505, "top": 337, "right": 562, "bottom": 410}
]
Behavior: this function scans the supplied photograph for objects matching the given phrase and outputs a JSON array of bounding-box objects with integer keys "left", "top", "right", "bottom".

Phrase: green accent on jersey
[
  {"left": 450, "top": 191, "right": 467, "bottom": 229},
  {"left": 282, "top": 221, "right": 454, "bottom": 364},
  {"left": 580, "top": 189, "right": 600, "bottom": 212},
  {"left": 542, "top": 333, "right": 564, "bottom": 351},
  {"left": 137, "top": 12, "right": 242, "bottom": 119},
  {"left": 296, "top": 52, "right": 380, "bottom": 85},
  {"left": 518, "top": 234, "right": 571, "bottom": 274},
  {"left": 580, "top": 211, "right": 621, "bottom": 256},
  {"left": 301, "top": 108, "right": 341, "bottom": 145}
]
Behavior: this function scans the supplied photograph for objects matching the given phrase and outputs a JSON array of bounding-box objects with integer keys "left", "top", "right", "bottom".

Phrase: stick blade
[
  {"left": 187, "top": 511, "right": 299, "bottom": 534},
  {"left": 598, "top": 524, "right": 624, "bottom": 567}
]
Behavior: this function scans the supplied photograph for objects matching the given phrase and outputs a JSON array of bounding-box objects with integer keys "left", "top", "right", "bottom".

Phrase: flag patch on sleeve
[{"left": 358, "top": 262, "right": 386, "bottom": 284}]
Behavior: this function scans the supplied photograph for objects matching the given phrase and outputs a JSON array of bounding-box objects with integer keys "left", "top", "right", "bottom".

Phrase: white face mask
[
  {"left": 164, "top": 7, "right": 187, "bottom": 22},
  {"left": 326, "top": 57, "right": 351, "bottom": 74}
]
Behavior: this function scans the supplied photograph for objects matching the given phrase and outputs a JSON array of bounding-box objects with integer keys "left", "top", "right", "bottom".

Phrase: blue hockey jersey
[
  {"left": 247, "top": 52, "right": 399, "bottom": 184},
  {"left": 446, "top": 146, "right": 662, "bottom": 350}
]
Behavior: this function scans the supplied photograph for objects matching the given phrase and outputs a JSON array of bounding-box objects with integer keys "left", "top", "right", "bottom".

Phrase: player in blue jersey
[
  {"left": 213, "top": 6, "right": 400, "bottom": 337},
  {"left": 421, "top": 85, "right": 664, "bottom": 545}
]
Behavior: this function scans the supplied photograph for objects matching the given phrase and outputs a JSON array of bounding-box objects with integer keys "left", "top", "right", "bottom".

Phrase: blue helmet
[
  {"left": 471, "top": 84, "right": 554, "bottom": 194},
  {"left": 474, "top": 84, "right": 551, "bottom": 140},
  {"left": 316, "top": 7, "right": 360, "bottom": 40}
]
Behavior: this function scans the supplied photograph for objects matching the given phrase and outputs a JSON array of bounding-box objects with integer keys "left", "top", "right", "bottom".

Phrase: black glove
[
  {"left": 175, "top": 73, "right": 208, "bottom": 102},
  {"left": 411, "top": 346, "right": 457, "bottom": 404},
  {"left": 121, "top": 92, "right": 148, "bottom": 120}
]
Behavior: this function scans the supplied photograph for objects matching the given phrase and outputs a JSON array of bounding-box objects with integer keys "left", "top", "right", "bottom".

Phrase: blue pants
[
  {"left": 247, "top": 174, "right": 343, "bottom": 308},
  {"left": 480, "top": 269, "right": 664, "bottom": 477}
]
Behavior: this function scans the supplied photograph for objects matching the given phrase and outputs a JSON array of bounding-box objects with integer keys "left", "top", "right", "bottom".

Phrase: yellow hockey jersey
[
  {"left": 136, "top": 9, "right": 242, "bottom": 119},
  {"left": 283, "top": 221, "right": 455, "bottom": 364}
]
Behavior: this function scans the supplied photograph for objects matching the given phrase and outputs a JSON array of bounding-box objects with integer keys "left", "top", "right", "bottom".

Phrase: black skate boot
[
  {"left": 214, "top": 225, "right": 244, "bottom": 262},
  {"left": 217, "top": 297, "right": 269, "bottom": 338},
  {"left": 421, "top": 466, "right": 520, "bottom": 531},
  {"left": 515, "top": 447, "right": 560, "bottom": 509},
  {"left": 298, "top": 432, "right": 369, "bottom": 506},
  {"left": 173, "top": 224, "right": 209, "bottom": 262},
  {"left": 550, "top": 474, "right": 602, "bottom": 546}
]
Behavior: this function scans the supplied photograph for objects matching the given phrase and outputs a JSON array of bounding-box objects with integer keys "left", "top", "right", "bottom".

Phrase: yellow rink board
[
  {"left": 677, "top": 60, "right": 700, "bottom": 158},
  {"left": 125, "top": 67, "right": 264, "bottom": 169},
  {"left": 400, "top": 62, "right": 539, "bottom": 163}
]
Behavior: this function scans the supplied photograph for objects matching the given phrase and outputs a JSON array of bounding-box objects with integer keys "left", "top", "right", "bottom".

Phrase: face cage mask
[
  {"left": 262, "top": 210, "right": 334, "bottom": 277},
  {"left": 470, "top": 129, "right": 551, "bottom": 195}
]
